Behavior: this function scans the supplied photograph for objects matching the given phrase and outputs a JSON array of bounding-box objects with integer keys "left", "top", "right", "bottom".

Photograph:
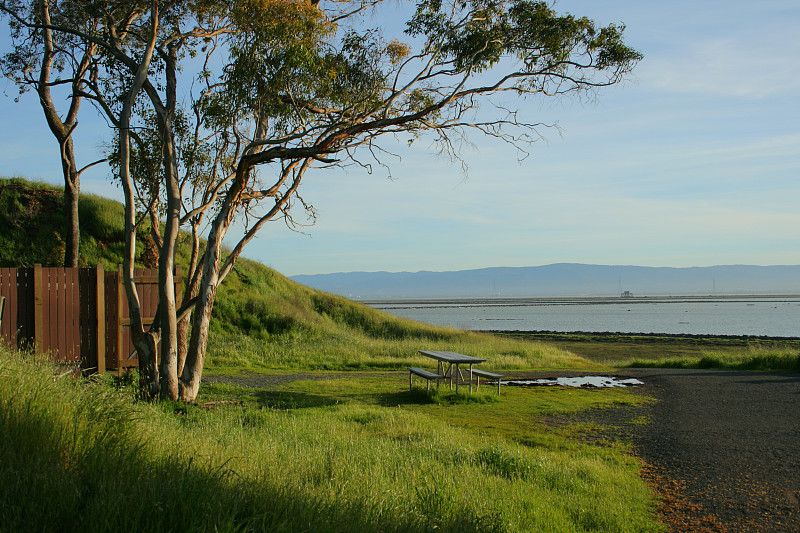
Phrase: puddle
[{"left": 502, "top": 376, "right": 644, "bottom": 388}]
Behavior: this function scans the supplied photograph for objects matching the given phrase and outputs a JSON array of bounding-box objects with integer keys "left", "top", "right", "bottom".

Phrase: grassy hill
[
  {"left": 0, "top": 178, "right": 672, "bottom": 532},
  {"left": 0, "top": 176, "right": 588, "bottom": 373}
]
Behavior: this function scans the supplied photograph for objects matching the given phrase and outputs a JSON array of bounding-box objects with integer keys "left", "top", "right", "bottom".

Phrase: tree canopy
[{"left": 0, "top": 0, "right": 641, "bottom": 401}]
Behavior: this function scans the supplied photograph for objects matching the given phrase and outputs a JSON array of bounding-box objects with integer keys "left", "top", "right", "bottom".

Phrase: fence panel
[
  {"left": 0, "top": 267, "right": 35, "bottom": 349},
  {"left": 37, "top": 267, "right": 81, "bottom": 363},
  {"left": 78, "top": 266, "right": 105, "bottom": 373},
  {"left": 0, "top": 265, "right": 180, "bottom": 373}
]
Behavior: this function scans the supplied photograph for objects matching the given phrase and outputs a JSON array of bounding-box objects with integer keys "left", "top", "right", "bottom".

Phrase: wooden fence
[{"left": 0, "top": 264, "right": 182, "bottom": 374}]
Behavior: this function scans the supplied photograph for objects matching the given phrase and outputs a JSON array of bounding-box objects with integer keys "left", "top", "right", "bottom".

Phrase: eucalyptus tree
[
  {"left": 1, "top": 0, "right": 106, "bottom": 267},
  {"left": 175, "top": 0, "right": 642, "bottom": 401},
  {"left": 3, "top": 0, "right": 641, "bottom": 402}
]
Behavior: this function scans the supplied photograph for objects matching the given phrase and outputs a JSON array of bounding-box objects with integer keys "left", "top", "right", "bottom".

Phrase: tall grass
[
  {"left": 628, "top": 345, "right": 800, "bottom": 372},
  {"left": 0, "top": 346, "right": 660, "bottom": 532}
]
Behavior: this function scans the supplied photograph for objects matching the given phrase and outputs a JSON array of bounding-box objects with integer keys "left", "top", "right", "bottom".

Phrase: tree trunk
[
  {"left": 117, "top": 5, "right": 161, "bottom": 399},
  {"left": 156, "top": 44, "right": 182, "bottom": 401},
  {"left": 179, "top": 266, "right": 218, "bottom": 402},
  {"left": 62, "top": 158, "right": 80, "bottom": 268},
  {"left": 136, "top": 333, "right": 160, "bottom": 399},
  {"left": 37, "top": 1, "right": 82, "bottom": 268},
  {"left": 177, "top": 229, "right": 201, "bottom": 376},
  {"left": 179, "top": 216, "right": 228, "bottom": 402}
]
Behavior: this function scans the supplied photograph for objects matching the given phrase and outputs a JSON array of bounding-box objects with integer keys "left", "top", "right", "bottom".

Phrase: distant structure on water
[{"left": 620, "top": 290, "right": 633, "bottom": 298}]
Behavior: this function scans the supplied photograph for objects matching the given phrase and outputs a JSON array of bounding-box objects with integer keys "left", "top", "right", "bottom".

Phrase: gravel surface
[
  {"left": 204, "top": 368, "right": 800, "bottom": 532},
  {"left": 626, "top": 368, "right": 800, "bottom": 533}
]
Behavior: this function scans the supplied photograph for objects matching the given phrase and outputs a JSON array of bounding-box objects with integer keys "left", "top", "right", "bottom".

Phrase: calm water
[{"left": 366, "top": 296, "right": 800, "bottom": 337}]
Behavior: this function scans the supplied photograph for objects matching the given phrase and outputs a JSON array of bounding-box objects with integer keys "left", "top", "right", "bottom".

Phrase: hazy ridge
[{"left": 291, "top": 263, "right": 800, "bottom": 299}]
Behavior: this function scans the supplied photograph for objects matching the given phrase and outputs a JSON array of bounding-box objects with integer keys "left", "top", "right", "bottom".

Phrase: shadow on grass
[
  {"left": 380, "top": 388, "right": 500, "bottom": 407},
  {"left": 379, "top": 389, "right": 439, "bottom": 406}
]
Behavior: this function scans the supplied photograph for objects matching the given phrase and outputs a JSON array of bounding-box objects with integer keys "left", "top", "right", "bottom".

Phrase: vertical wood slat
[
  {"left": 47, "top": 268, "right": 59, "bottom": 360},
  {"left": 34, "top": 264, "right": 43, "bottom": 356},
  {"left": 117, "top": 265, "right": 124, "bottom": 376},
  {"left": 79, "top": 268, "right": 99, "bottom": 371},
  {"left": 104, "top": 270, "right": 117, "bottom": 372},
  {"left": 41, "top": 267, "right": 51, "bottom": 357},
  {"left": 15, "top": 268, "right": 33, "bottom": 348},
  {"left": 79, "top": 268, "right": 91, "bottom": 370},
  {"left": 22, "top": 269, "right": 34, "bottom": 346},
  {"left": 67, "top": 268, "right": 79, "bottom": 362},
  {"left": 13, "top": 269, "right": 24, "bottom": 347},
  {"left": 96, "top": 265, "right": 105, "bottom": 374},
  {"left": 0, "top": 268, "right": 10, "bottom": 344},
  {"left": 55, "top": 268, "right": 66, "bottom": 360},
  {"left": 0, "top": 269, "right": 10, "bottom": 345}
]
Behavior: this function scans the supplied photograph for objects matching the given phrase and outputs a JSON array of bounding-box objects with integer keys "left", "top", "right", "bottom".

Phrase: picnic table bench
[
  {"left": 407, "top": 366, "right": 445, "bottom": 393},
  {"left": 470, "top": 369, "right": 504, "bottom": 396}
]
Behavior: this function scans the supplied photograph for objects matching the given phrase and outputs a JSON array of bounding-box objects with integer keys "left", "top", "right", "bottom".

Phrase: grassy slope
[
  {"left": 0, "top": 176, "right": 590, "bottom": 372},
  {"left": 0, "top": 176, "right": 156, "bottom": 268},
  {"left": 208, "top": 257, "right": 590, "bottom": 372},
  {"left": 0, "top": 177, "right": 664, "bottom": 532}
]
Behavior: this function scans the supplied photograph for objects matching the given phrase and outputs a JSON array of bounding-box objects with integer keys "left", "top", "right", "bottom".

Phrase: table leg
[
  {"left": 469, "top": 364, "right": 473, "bottom": 393},
  {"left": 448, "top": 363, "right": 453, "bottom": 390},
  {"left": 455, "top": 364, "right": 459, "bottom": 393}
]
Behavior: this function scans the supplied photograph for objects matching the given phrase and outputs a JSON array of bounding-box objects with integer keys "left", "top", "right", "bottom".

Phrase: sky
[{"left": 1, "top": 0, "right": 798, "bottom": 276}]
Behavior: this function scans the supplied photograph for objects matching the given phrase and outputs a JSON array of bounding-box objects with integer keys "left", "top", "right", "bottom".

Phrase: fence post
[
  {"left": 96, "top": 264, "right": 106, "bottom": 374},
  {"left": 34, "top": 264, "right": 43, "bottom": 356}
]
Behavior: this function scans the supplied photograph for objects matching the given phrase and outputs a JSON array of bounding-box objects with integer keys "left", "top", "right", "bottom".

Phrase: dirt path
[{"left": 625, "top": 368, "right": 800, "bottom": 532}]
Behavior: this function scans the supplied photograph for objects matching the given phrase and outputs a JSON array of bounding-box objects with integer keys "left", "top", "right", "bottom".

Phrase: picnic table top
[{"left": 418, "top": 350, "right": 486, "bottom": 364}]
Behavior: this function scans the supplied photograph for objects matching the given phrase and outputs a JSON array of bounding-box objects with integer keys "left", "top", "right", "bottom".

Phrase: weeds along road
[{"left": 628, "top": 368, "right": 800, "bottom": 533}]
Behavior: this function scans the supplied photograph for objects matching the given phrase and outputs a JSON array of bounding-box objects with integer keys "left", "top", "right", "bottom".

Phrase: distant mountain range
[{"left": 290, "top": 264, "right": 800, "bottom": 299}]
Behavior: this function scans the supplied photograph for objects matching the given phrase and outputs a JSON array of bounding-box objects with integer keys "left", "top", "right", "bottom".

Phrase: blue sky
[{"left": 2, "top": 0, "right": 798, "bottom": 276}]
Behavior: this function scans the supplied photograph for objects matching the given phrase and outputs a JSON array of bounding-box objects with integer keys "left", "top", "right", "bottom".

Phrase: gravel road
[{"left": 623, "top": 368, "right": 800, "bottom": 533}]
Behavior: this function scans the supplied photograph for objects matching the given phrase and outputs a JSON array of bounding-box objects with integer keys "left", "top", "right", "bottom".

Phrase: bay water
[{"left": 366, "top": 296, "right": 800, "bottom": 337}]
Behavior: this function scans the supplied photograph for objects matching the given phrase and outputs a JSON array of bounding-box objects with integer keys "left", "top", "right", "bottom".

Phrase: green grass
[
  {"left": 628, "top": 345, "right": 800, "bottom": 372},
  {"left": 495, "top": 332, "right": 800, "bottom": 372},
  {"left": 0, "top": 345, "right": 662, "bottom": 532},
  {"left": 0, "top": 177, "right": 68, "bottom": 266}
]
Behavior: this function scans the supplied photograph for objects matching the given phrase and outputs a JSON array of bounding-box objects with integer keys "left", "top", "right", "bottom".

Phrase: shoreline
[
  {"left": 480, "top": 330, "right": 800, "bottom": 341},
  {"left": 364, "top": 294, "right": 800, "bottom": 306}
]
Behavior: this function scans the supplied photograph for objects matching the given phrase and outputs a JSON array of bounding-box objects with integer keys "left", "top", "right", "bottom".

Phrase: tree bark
[
  {"left": 179, "top": 178, "right": 237, "bottom": 401},
  {"left": 62, "top": 152, "right": 80, "bottom": 268},
  {"left": 116, "top": 5, "right": 161, "bottom": 399},
  {"left": 155, "top": 44, "right": 181, "bottom": 401},
  {"left": 177, "top": 224, "right": 201, "bottom": 375},
  {"left": 36, "top": 0, "right": 84, "bottom": 267}
]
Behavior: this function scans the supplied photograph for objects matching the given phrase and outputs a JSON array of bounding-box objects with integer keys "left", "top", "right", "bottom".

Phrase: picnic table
[{"left": 418, "top": 350, "right": 486, "bottom": 393}]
